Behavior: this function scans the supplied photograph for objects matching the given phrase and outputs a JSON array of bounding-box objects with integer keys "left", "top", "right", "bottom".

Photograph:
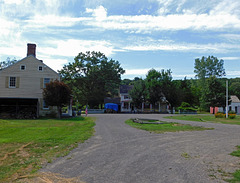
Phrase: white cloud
[
  {"left": 24, "top": 15, "right": 88, "bottom": 28},
  {"left": 39, "top": 39, "right": 116, "bottom": 57},
  {"left": 226, "top": 71, "right": 240, "bottom": 77},
  {"left": 221, "top": 57, "right": 240, "bottom": 61},
  {"left": 86, "top": 5, "right": 107, "bottom": 21},
  {"left": 43, "top": 58, "right": 69, "bottom": 72},
  {"left": 123, "top": 38, "right": 240, "bottom": 53},
  {"left": 84, "top": 6, "right": 240, "bottom": 32}
]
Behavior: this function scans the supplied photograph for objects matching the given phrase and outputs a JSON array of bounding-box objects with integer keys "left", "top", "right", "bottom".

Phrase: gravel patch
[{"left": 41, "top": 114, "right": 240, "bottom": 183}]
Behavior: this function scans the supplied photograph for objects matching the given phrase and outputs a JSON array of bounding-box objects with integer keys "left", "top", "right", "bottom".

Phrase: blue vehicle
[{"left": 105, "top": 103, "right": 118, "bottom": 113}]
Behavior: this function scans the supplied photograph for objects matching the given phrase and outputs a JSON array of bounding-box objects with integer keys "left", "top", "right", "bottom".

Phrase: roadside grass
[
  {"left": 165, "top": 115, "right": 240, "bottom": 125},
  {"left": 228, "top": 146, "right": 240, "bottom": 182},
  {"left": 0, "top": 117, "right": 95, "bottom": 182},
  {"left": 125, "top": 119, "right": 213, "bottom": 133}
]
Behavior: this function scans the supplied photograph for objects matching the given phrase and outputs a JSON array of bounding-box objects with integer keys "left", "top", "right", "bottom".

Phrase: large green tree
[
  {"left": 43, "top": 80, "right": 72, "bottom": 118},
  {"left": 205, "top": 76, "right": 226, "bottom": 108},
  {"left": 59, "top": 51, "right": 125, "bottom": 108},
  {"left": 194, "top": 56, "right": 225, "bottom": 110},
  {"left": 129, "top": 79, "right": 147, "bottom": 109},
  {"left": 229, "top": 79, "right": 240, "bottom": 99},
  {"left": 145, "top": 69, "right": 179, "bottom": 112},
  {"left": 145, "top": 69, "right": 165, "bottom": 108}
]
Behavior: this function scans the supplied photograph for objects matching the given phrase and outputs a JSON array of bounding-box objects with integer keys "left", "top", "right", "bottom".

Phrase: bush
[
  {"left": 215, "top": 112, "right": 225, "bottom": 118},
  {"left": 229, "top": 114, "right": 236, "bottom": 119},
  {"left": 215, "top": 112, "right": 236, "bottom": 119},
  {"left": 178, "top": 102, "right": 197, "bottom": 112}
]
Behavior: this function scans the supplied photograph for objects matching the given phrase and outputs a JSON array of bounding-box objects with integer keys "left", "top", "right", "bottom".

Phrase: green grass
[
  {"left": 228, "top": 146, "right": 240, "bottom": 182},
  {"left": 165, "top": 115, "right": 240, "bottom": 125},
  {"left": 0, "top": 117, "right": 95, "bottom": 182},
  {"left": 125, "top": 119, "right": 213, "bottom": 133}
]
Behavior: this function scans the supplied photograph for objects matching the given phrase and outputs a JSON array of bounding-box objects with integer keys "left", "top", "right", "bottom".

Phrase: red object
[{"left": 85, "top": 107, "right": 88, "bottom": 116}]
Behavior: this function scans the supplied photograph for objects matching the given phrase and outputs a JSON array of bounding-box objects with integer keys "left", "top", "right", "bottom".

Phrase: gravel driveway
[{"left": 41, "top": 114, "right": 240, "bottom": 183}]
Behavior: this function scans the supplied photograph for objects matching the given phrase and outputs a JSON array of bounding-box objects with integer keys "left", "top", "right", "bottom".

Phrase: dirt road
[{"left": 41, "top": 114, "right": 240, "bottom": 183}]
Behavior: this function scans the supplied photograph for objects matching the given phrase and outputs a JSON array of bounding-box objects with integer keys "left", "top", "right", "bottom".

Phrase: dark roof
[
  {"left": 104, "top": 97, "right": 121, "bottom": 104},
  {"left": 120, "top": 85, "right": 133, "bottom": 93}
]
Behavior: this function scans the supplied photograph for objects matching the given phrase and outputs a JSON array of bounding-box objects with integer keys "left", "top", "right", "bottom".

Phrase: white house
[
  {"left": 0, "top": 43, "right": 60, "bottom": 118},
  {"left": 229, "top": 95, "right": 240, "bottom": 114}
]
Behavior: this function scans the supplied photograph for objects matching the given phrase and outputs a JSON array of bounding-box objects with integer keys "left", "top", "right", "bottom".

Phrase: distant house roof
[
  {"left": 120, "top": 85, "right": 133, "bottom": 94},
  {"left": 230, "top": 95, "right": 240, "bottom": 103},
  {"left": 104, "top": 97, "right": 121, "bottom": 104}
]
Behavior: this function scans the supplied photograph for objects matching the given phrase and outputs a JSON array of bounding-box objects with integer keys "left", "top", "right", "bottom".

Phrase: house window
[
  {"left": 44, "top": 78, "right": 50, "bottom": 88},
  {"left": 20, "top": 65, "right": 26, "bottom": 70},
  {"left": 43, "top": 100, "right": 49, "bottom": 109},
  {"left": 38, "top": 66, "right": 43, "bottom": 71},
  {"left": 124, "top": 95, "right": 129, "bottom": 99},
  {"left": 9, "top": 77, "right": 16, "bottom": 88}
]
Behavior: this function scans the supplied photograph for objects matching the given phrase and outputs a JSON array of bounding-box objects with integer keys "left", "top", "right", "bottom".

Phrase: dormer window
[
  {"left": 20, "top": 65, "right": 26, "bottom": 70},
  {"left": 38, "top": 66, "right": 43, "bottom": 71}
]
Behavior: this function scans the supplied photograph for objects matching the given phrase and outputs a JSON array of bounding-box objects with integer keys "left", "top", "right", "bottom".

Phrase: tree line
[{"left": 1, "top": 53, "right": 240, "bottom": 113}]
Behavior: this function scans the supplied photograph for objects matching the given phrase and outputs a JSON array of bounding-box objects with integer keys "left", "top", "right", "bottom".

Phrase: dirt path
[{"left": 41, "top": 114, "right": 240, "bottom": 183}]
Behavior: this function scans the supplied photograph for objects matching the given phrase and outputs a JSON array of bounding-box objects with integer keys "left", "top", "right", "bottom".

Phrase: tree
[
  {"left": 230, "top": 79, "right": 240, "bottom": 99},
  {"left": 194, "top": 56, "right": 225, "bottom": 79},
  {"left": 129, "top": 79, "right": 147, "bottom": 109},
  {"left": 59, "top": 51, "right": 125, "bottom": 108},
  {"left": 194, "top": 56, "right": 225, "bottom": 110},
  {"left": 43, "top": 80, "right": 72, "bottom": 118},
  {"left": 145, "top": 69, "right": 179, "bottom": 112},
  {"left": 0, "top": 57, "right": 17, "bottom": 70},
  {"left": 145, "top": 69, "right": 164, "bottom": 109},
  {"left": 205, "top": 76, "right": 226, "bottom": 108}
]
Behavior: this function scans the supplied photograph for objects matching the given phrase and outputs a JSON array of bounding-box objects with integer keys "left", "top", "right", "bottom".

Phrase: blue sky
[{"left": 0, "top": 0, "right": 240, "bottom": 79}]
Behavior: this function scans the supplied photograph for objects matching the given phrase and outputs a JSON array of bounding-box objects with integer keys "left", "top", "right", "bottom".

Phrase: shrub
[
  {"left": 215, "top": 112, "right": 225, "bottom": 118},
  {"left": 215, "top": 111, "right": 236, "bottom": 119},
  {"left": 178, "top": 102, "right": 197, "bottom": 112},
  {"left": 229, "top": 114, "right": 236, "bottom": 119}
]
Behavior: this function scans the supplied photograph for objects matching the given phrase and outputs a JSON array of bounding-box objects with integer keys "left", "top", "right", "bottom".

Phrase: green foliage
[
  {"left": 166, "top": 115, "right": 240, "bottom": 124},
  {"left": 229, "top": 146, "right": 240, "bottom": 182},
  {"left": 59, "top": 51, "right": 125, "bottom": 108},
  {"left": 0, "top": 57, "right": 18, "bottom": 70},
  {"left": 0, "top": 117, "right": 95, "bottom": 182},
  {"left": 129, "top": 79, "right": 147, "bottom": 109},
  {"left": 178, "top": 102, "right": 197, "bottom": 112},
  {"left": 42, "top": 80, "right": 72, "bottom": 118},
  {"left": 194, "top": 56, "right": 226, "bottom": 111},
  {"left": 125, "top": 119, "right": 212, "bottom": 133},
  {"left": 229, "top": 79, "right": 240, "bottom": 99},
  {"left": 215, "top": 112, "right": 225, "bottom": 118},
  {"left": 205, "top": 76, "right": 226, "bottom": 108},
  {"left": 194, "top": 56, "right": 225, "bottom": 79},
  {"left": 145, "top": 69, "right": 180, "bottom": 112}
]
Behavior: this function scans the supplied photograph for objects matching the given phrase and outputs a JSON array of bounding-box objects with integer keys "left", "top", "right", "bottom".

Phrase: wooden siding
[{"left": 0, "top": 56, "right": 60, "bottom": 99}]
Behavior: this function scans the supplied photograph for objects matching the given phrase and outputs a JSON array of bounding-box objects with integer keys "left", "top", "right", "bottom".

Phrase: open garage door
[{"left": 0, "top": 98, "right": 38, "bottom": 119}]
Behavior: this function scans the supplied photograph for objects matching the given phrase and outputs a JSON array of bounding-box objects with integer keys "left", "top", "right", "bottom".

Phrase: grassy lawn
[
  {"left": 165, "top": 115, "right": 240, "bottom": 125},
  {"left": 125, "top": 119, "right": 213, "bottom": 133},
  {"left": 0, "top": 117, "right": 95, "bottom": 182},
  {"left": 227, "top": 146, "right": 240, "bottom": 182}
]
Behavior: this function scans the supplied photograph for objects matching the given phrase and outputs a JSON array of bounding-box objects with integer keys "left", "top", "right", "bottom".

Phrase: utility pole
[{"left": 226, "top": 80, "right": 228, "bottom": 118}]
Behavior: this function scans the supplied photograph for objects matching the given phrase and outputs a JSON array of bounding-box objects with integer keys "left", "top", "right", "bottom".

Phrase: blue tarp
[{"left": 105, "top": 103, "right": 118, "bottom": 112}]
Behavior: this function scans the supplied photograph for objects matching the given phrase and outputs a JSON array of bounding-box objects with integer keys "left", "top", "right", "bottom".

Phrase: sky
[{"left": 0, "top": 0, "right": 240, "bottom": 80}]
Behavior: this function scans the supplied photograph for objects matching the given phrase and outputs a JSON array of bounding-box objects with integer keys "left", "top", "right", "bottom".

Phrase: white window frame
[
  {"left": 44, "top": 78, "right": 50, "bottom": 88},
  {"left": 20, "top": 65, "right": 26, "bottom": 70},
  {"left": 9, "top": 77, "right": 16, "bottom": 88},
  {"left": 38, "top": 66, "right": 43, "bottom": 71}
]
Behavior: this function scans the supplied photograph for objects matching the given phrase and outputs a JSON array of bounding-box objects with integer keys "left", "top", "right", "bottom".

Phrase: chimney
[{"left": 27, "top": 43, "right": 36, "bottom": 57}]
